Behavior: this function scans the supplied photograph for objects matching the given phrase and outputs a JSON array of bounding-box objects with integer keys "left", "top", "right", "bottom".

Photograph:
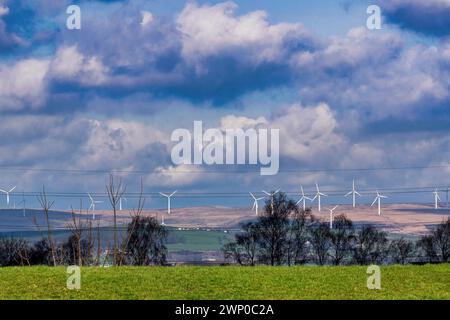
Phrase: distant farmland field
[{"left": 0, "top": 265, "right": 448, "bottom": 300}]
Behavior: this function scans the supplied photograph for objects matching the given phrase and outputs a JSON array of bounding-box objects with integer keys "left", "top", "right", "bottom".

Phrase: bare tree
[
  {"left": 286, "top": 208, "right": 315, "bottom": 265},
  {"left": 417, "top": 218, "right": 450, "bottom": 263},
  {"left": 117, "top": 177, "right": 146, "bottom": 266},
  {"left": 37, "top": 186, "right": 56, "bottom": 266},
  {"left": 257, "top": 192, "right": 295, "bottom": 266},
  {"left": 224, "top": 222, "right": 260, "bottom": 266},
  {"left": 352, "top": 225, "right": 388, "bottom": 265},
  {"left": 329, "top": 215, "right": 354, "bottom": 265},
  {"left": 309, "top": 221, "right": 331, "bottom": 265},
  {"left": 106, "top": 174, "right": 126, "bottom": 266},
  {"left": 389, "top": 237, "right": 415, "bottom": 264}
]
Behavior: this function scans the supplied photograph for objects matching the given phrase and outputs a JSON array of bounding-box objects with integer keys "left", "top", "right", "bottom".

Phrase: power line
[
  {"left": 0, "top": 163, "right": 449, "bottom": 175},
  {"left": 2, "top": 185, "right": 449, "bottom": 199}
]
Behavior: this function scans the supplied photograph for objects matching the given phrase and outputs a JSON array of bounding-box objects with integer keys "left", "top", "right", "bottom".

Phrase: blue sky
[{"left": 0, "top": 0, "right": 450, "bottom": 210}]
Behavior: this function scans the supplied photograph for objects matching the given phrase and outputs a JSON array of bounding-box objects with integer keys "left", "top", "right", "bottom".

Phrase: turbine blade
[
  {"left": 170, "top": 190, "right": 178, "bottom": 197},
  {"left": 9, "top": 186, "right": 16, "bottom": 193},
  {"left": 345, "top": 191, "right": 352, "bottom": 197},
  {"left": 249, "top": 192, "right": 256, "bottom": 200},
  {"left": 371, "top": 197, "right": 378, "bottom": 206}
]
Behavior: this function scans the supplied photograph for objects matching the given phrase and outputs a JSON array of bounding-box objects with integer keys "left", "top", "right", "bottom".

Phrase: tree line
[
  {"left": 0, "top": 188, "right": 449, "bottom": 267},
  {"left": 222, "top": 192, "right": 450, "bottom": 266},
  {"left": 0, "top": 176, "right": 168, "bottom": 267}
]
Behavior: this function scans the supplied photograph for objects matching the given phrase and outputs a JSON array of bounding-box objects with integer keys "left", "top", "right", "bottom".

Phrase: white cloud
[
  {"left": 0, "top": 59, "right": 50, "bottom": 111},
  {"left": 177, "top": 1, "right": 310, "bottom": 65},
  {"left": 50, "top": 46, "right": 108, "bottom": 85},
  {"left": 270, "top": 103, "right": 345, "bottom": 162},
  {"left": 220, "top": 115, "right": 267, "bottom": 129}
]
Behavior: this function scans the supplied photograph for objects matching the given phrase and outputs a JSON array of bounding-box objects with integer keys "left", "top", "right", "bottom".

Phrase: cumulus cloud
[
  {"left": 50, "top": 46, "right": 109, "bottom": 86},
  {"left": 294, "top": 27, "right": 450, "bottom": 119},
  {"left": 270, "top": 104, "right": 345, "bottom": 163},
  {"left": 177, "top": 2, "right": 313, "bottom": 64},
  {"left": 0, "top": 59, "right": 50, "bottom": 110}
]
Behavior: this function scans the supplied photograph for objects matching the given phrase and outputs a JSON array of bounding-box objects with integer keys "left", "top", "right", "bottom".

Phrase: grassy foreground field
[{"left": 0, "top": 265, "right": 449, "bottom": 300}]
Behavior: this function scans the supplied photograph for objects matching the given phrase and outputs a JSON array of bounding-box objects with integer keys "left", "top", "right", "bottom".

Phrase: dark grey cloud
[{"left": 378, "top": 0, "right": 450, "bottom": 37}]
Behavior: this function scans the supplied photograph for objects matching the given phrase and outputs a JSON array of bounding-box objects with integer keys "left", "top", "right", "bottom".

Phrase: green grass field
[{"left": 0, "top": 264, "right": 448, "bottom": 300}]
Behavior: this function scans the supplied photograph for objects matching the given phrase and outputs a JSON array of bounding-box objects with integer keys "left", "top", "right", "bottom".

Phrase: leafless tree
[
  {"left": 117, "top": 178, "right": 146, "bottom": 266},
  {"left": 389, "top": 237, "right": 415, "bottom": 264},
  {"left": 309, "top": 221, "right": 331, "bottom": 265},
  {"left": 417, "top": 218, "right": 450, "bottom": 263},
  {"left": 329, "top": 215, "right": 355, "bottom": 265},
  {"left": 37, "top": 186, "right": 56, "bottom": 266},
  {"left": 106, "top": 174, "right": 126, "bottom": 266}
]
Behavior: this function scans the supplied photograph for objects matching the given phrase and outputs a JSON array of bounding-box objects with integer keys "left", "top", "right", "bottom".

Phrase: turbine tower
[
  {"left": 0, "top": 186, "right": 16, "bottom": 207},
  {"left": 296, "top": 186, "right": 312, "bottom": 211},
  {"left": 88, "top": 193, "right": 103, "bottom": 220},
  {"left": 345, "top": 180, "right": 361, "bottom": 208},
  {"left": 119, "top": 196, "right": 127, "bottom": 211},
  {"left": 328, "top": 205, "right": 339, "bottom": 229},
  {"left": 312, "top": 183, "right": 327, "bottom": 212},
  {"left": 433, "top": 189, "right": 441, "bottom": 210},
  {"left": 250, "top": 192, "right": 264, "bottom": 216},
  {"left": 371, "top": 190, "right": 387, "bottom": 216},
  {"left": 159, "top": 191, "right": 177, "bottom": 225},
  {"left": 262, "top": 189, "right": 280, "bottom": 214}
]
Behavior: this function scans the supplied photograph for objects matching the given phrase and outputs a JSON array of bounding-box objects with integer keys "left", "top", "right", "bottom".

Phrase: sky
[{"left": 0, "top": 0, "right": 450, "bottom": 210}]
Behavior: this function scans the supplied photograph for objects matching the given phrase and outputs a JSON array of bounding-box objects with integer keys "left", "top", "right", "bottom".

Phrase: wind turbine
[
  {"left": 0, "top": 186, "right": 16, "bottom": 207},
  {"left": 345, "top": 180, "right": 361, "bottom": 208},
  {"left": 262, "top": 189, "right": 280, "bottom": 214},
  {"left": 249, "top": 192, "right": 264, "bottom": 216},
  {"left": 433, "top": 189, "right": 441, "bottom": 210},
  {"left": 371, "top": 190, "right": 387, "bottom": 216},
  {"left": 296, "top": 186, "right": 312, "bottom": 211},
  {"left": 312, "top": 183, "right": 327, "bottom": 212},
  {"left": 88, "top": 193, "right": 103, "bottom": 220},
  {"left": 328, "top": 205, "right": 339, "bottom": 229},
  {"left": 159, "top": 191, "right": 177, "bottom": 225},
  {"left": 119, "top": 196, "right": 127, "bottom": 211}
]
